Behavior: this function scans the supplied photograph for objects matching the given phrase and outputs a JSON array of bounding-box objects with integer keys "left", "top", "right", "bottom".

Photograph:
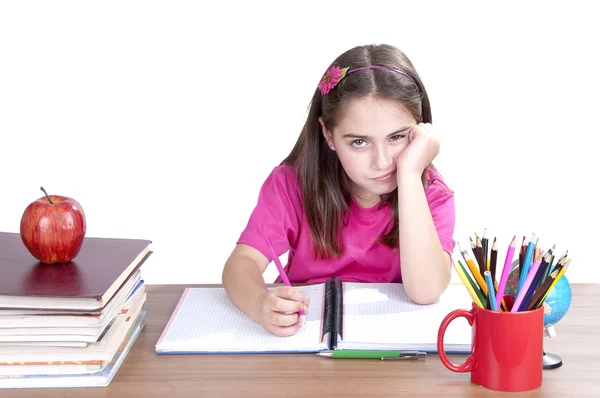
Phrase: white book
[
  {"left": 0, "top": 285, "right": 145, "bottom": 343},
  {"left": 0, "top": 342, "right": 88, "bottom": 348},
  {"left": 0, "top": 293, "right": 145, "bottom": 363},
  {"left": 0, "top": 363, "right": 103, "bottom": 377},
  {"left": 0, "top": 334, "right": 98, "bottom": 343},
  {"left": 0, "top": 313, "right": 145, "bottom": 388},
  {"left": 155, "top": 280, "right": 473, "bottom": 354},
  {"left": 0, "top": 271, "right": 143, "bottom": 328}
]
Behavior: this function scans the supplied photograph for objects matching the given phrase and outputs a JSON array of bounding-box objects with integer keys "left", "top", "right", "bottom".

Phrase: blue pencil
[
  {"left": 518, "top": 254, "right": 550, "bottom": 311},
  {"left": 516, "top": 234, "right": 536, "bottom": 295},
  {"left": 484, "top": 271, "right": 498, "bottom": 311}
]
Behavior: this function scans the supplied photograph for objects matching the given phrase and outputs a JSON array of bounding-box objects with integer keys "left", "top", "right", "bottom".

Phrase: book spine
[
  {"left": 321, "top": 277, "right": 343, "bottom": 349},
  {"left": 331, "top": 276, "right": 343, "bottom": 348},
  {"left": 321, "top": 277, "right": 335, "bottom": 346}
]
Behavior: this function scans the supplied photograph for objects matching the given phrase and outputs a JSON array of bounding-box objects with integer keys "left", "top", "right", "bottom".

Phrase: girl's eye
[
  {"left": 351, "top": 139, "right": 367, "bottom": 148},
  {"left": 390, "top": 134, "right": 407, "bottom": 141}
]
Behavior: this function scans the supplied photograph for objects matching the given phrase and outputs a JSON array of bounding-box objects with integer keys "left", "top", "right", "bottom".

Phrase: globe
[
  {"left": 503, "top": 266, "right": 572, "bottom": 327},
  {"left": 503, "top": 264, "right": 572, "bottom": 369},
  {"left": 541, "top": 275, "right": 572, "bottom": 328}
]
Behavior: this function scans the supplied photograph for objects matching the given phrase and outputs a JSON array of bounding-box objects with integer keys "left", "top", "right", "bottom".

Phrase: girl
[{"left": 222, "top": 44, "right": 456, "bottom": 336}]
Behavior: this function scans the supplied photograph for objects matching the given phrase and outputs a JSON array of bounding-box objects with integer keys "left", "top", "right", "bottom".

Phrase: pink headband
[{"left": 318, "top": 65, "right": 415, "bottom": 95}]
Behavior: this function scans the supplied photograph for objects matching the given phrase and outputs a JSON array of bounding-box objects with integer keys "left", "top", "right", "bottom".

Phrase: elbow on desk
[
  {"left": 406, "top": 291, "right": 440, "bottom": 305},
  {"left": 404, "top": 262, "right": 452, "bottom": 304},
  {"left": 221, "top": 259, "right": 235, "bottom": 287},
  {"left": 403, "top": 278, "right": 450, "bottom": 305}
]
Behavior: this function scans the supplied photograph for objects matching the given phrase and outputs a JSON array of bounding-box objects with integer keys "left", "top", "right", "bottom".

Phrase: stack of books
[{"left": 0, "top": 231, "right": 152, "bottom": 389}]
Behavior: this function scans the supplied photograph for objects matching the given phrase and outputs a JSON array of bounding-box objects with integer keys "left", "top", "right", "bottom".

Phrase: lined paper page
[
  {"left": 156, "top": 284, "right": 328, "bottom": 353},
  {"left": 339, "top": 283, "right": 473, "bottom": 352}
]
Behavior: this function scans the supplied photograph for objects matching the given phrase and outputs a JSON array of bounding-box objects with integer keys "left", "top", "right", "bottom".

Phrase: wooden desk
[{"left": 2, "top": 284, "right": 599, "bottom": 397}]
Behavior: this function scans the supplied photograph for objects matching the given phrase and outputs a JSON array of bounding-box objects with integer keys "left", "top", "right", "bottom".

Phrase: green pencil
[
  {"left": 317, "top": 350, "right": 426, "bottom": 360},
  {"left": 457, "top": 259, "right": 487, "bottom": 307}
]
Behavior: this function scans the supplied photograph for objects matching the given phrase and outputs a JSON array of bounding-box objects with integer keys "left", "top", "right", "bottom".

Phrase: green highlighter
[{"left": 317, "top": 350, "right": 426, "bottom": 360}]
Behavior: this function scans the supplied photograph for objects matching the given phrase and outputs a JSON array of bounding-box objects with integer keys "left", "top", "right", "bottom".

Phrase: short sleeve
[
  {"left": 237, "top": 165, "right": 303, "bottom": 261},
  {"left": 425, "top": 176, "right": 456, "bottom": 256}
]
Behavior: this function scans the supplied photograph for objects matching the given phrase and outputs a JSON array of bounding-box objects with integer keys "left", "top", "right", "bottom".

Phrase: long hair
[{"left": 283, "top": 44, "right": 434, "bottom": 259}]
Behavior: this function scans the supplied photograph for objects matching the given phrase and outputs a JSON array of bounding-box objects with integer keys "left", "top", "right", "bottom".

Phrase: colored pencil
[
  {"left": 512, "top": 249, "right": 544, "bottom": 312},
  {"left": 457, "top": 244, "right": 480, "bottom": 287},
  {"left": 457, "top": 243, "right": 488, "bottom": 302},
  {"left": 516, "top": 234, "right": 536, "bottom": 295},
  {"left": 265, "top": 236, "right": 305, "bottom": 322},
  {"left": 519, "top": 252, "right": 551, "bottom": 311},
  {"left": 518, "top": 236, "right": 526, "bottom": 278},
  {"left": 461, "top": 249, "right": 488, "bottom": 296},
  {"left": 484, "top": 271, "right": 498, "bottom": 311},
  {"left": 496, "top": 235, "right": 517, "bottom": 311},
  {"left": 545, "top": 252, "right": 566, "bottom": 286},
  {"left": 539, "top": 246, "right": 557, "bottom": 289},
  {"left": 482, "top": 229, "right": 489, "bottom": 272},
  {"left": 550, "top": 251, "right": 568, "bottom": 275},
  {"left": 535, "top": 259, "right": 570, "bottom": 308},
  {"left": 490, "top": 238, "right": 498, "bottom": 284},
  {"left": 453, "top": 256, "right": 485, "bottom": 308},
  {"left": 458, "top": 259, "right": 487, "bottom": 305},
  {"left": 542, "top": 245, "right": 555, "bottom": 280},
  {"left": 475, "top": 235, "right": 486, "bottom": 275},
  {"left": 487, "top": 237, "right": 506, "bottom": 311},
  {"left": 457, "top": 242, "right": 468, "bottom": 263},
  {"left": 525, "top": 257, "right": 566, "bottom": 311}
]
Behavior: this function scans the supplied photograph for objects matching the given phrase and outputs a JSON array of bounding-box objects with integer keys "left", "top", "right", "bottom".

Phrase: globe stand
[
  {"left": 543, "top": 351, "right": 563, "bottom": 369},
  {"left": 543, "top": 325, "right": 563, "bottom": 370}
]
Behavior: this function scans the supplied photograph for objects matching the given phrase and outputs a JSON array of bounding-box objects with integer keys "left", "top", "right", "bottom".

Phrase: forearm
[
  {"left": 397, "top": 172, "right": 451, "bottom": 304},
  {"left": 222, "top": 255, "right": 269, "bottom": 323}
]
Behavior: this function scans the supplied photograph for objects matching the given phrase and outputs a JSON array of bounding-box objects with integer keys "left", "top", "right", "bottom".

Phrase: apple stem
[{"left": 40, "top": 186, "right": 54, "bottom": 205}]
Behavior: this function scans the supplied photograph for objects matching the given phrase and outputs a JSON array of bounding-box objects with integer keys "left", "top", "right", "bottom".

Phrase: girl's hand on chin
[{"left": 395, "top": 123, "right": 440, "bottom": 177}]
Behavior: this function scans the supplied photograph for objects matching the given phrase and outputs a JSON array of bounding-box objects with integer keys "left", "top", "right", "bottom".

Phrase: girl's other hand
[
  {"left": 395, "top": 122, "right": 440, "bottom": 177},
  {"left": 256, "top": 286, "right": 310, "bottom": 337}
]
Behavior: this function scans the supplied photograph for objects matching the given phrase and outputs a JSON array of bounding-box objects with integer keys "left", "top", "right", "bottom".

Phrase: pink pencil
[
  {"left": 265, "top": 237, "right": 305, "bottom": 322},
  {"left": 496, "top": 235, "right": 517, "bottom": 310},
  {"left": 511, "top": 251, "right": 544, "bottom": 312}
]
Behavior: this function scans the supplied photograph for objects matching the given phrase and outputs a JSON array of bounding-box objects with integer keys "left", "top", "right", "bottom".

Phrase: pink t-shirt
[{"left": 238, "top": 164, "right": 456, "bottom": 284}]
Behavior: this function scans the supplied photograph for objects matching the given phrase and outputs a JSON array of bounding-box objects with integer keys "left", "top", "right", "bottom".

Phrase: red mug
[{"left": 437, "top": 295, "right": 544, "bottom": 392}]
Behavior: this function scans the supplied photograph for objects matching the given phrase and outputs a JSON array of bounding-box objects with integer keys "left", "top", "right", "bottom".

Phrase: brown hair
[{"left": 283, "top": 44, "right": 435, "bottom": 259}]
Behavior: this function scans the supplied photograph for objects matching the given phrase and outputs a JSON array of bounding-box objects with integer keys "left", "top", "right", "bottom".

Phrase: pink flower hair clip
[
  {"left": 318, "top": 66, "right": 349, "bottom": 95},
  {"left": 318, "top": 65, "right": 415, "bottom": 96}
]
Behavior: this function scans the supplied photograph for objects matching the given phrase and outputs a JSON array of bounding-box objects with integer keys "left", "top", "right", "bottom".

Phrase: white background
[{"left": 1, "top": 1, "right": 597, "bottom": 284}]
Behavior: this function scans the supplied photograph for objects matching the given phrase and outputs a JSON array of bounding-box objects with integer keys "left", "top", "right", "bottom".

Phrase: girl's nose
[{"left": 373, "top": 145, "right": 393, "bottom": 171}]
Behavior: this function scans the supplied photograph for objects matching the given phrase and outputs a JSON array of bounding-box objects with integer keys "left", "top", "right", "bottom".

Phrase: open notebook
[{"left": 156, "top": 278, "right": 473, "bottom": 354}]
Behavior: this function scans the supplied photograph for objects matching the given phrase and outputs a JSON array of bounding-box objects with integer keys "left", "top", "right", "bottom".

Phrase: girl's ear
[{"left": 319, "top": 117, "right": 335, "bottom": 150}]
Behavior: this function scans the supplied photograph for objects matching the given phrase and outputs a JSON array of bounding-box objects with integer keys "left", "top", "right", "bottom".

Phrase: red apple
[{"left": 20, "top": 187, "right": 87, "bottom": 264}]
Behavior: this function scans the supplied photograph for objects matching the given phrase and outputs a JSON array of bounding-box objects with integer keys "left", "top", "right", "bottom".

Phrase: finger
[
  {"left": 303, "top": 294, "right": 311, "bottom": 307},
  {"left": 414, "top": 123, "right": 426, "bottom": 134},
  {"left": 267, "top": 295, "right": 306, "bottom": 314},
  {"left": 266, "top": 321, "right": 303, "bottom": 337},
  {"left": 408, "top": 126, "right": 417, "bottom": 142},
  {"left": 267, "top": 311, "right": 302, "bottom": 327},
  {"left": 273, "top": 286, "right": 309, "bottom": 304}
]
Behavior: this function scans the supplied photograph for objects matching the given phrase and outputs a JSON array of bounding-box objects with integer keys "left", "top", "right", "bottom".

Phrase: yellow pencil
[
  {"left": 462, "top": 250, "right": 488, "bottom": 296},
  {"left": 453, "top": 256, "right": 484, "bottom": 308},
  {"left": 539, "top": 259, "right": 570, "bottom": 303}
]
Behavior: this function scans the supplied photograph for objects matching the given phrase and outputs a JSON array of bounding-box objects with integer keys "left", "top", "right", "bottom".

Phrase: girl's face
[{"left": 322, "top": 96, "right": 417, "bottom": 208}]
